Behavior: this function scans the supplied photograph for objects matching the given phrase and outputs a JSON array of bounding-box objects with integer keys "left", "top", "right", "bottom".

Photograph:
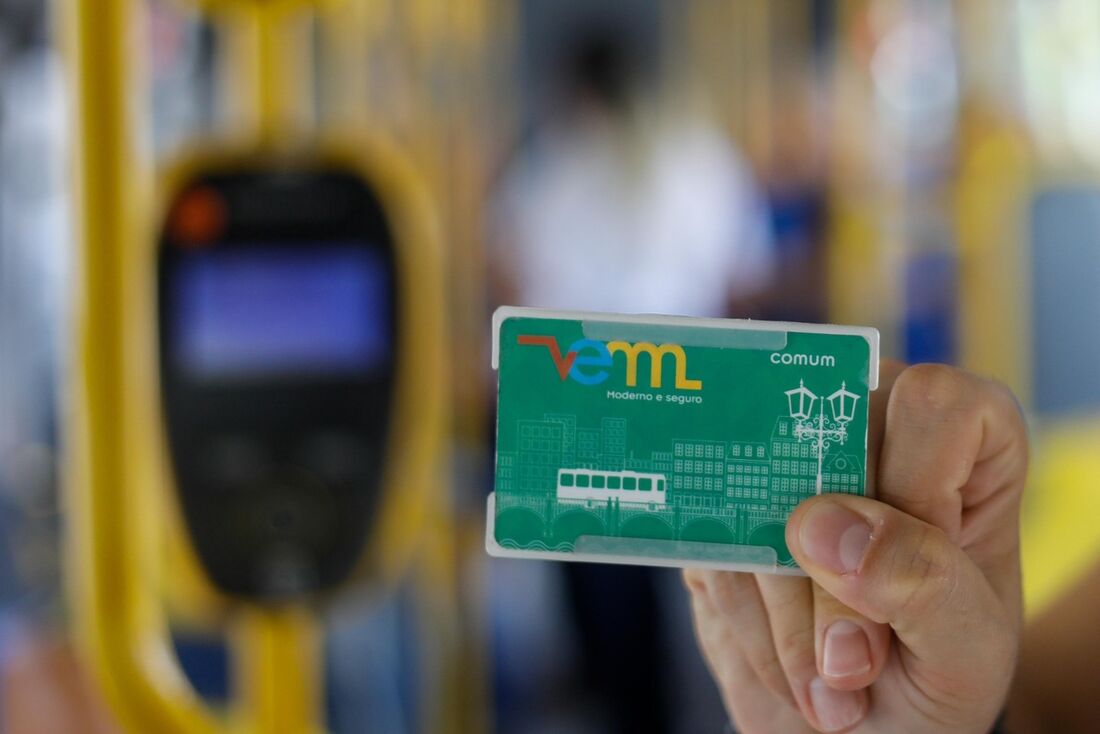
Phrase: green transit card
[{"left": 486, "top": 307, "right": 880, "bottom": 574}]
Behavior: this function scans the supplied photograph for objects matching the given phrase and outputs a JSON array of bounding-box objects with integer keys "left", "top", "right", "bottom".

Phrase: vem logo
[{"left": 518, "top": 335, "right": 703, "bottom": 391}]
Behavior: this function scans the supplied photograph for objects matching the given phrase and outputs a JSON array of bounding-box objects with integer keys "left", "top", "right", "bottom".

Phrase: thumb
[{"left": 787, "top": 495, "right": 1017, "bottom": 689}]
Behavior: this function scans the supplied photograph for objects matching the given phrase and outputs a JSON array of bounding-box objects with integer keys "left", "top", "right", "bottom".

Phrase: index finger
[{"left": 875, "top": 363, "right": 1028, "bottom": 609}]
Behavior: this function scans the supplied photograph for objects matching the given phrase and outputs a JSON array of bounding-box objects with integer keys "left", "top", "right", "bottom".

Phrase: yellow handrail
[
  {"left": 233, "top": 608, "right": 325, "bottom": 734},
  {"left": 64, "top": 0, "right": 223, "bottom": 730}
]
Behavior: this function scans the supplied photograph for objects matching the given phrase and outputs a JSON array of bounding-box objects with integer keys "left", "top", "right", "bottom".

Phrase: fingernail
[
  {"left": 810, "top": 677, "right": 866, "bottom": 732},
  {"left": 798, "top": 502, "right": 872, "bottom": 574},
  {"left": 822, "top": 619, "right": 872, "bottom": 678}
]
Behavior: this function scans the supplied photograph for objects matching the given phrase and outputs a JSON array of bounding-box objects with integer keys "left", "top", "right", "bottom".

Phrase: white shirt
[{"left": 492, "top": 113, "right": 774, "bottom": 317}]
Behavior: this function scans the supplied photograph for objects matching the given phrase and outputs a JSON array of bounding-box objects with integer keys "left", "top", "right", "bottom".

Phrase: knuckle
[
  {"left": 892, "top": 363, "right": 969, "bottom": 416},
  {"left": 710, "top": 573, "right": 761, "bottom": 619},
  {"left": 747, "top": 646, "right": 794, "bottom": 701},
  {"left": 773, "top": 624, "right": 815, "bottom": 668},
  {"left": 889, "top": 522, "right": 960, "bottom": 620}
]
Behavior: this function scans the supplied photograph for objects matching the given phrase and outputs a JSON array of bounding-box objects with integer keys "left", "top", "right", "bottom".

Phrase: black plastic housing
[{"left": 157, "top": 166, "right": 397, "bottom": 602}]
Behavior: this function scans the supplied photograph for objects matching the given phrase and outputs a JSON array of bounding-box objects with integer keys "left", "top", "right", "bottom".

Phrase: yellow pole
[
  {"left": 954, "top": 117, "right": 1032, "bottom": 401},
  {"left": 255, "top": 5, "right": 301, "bottom": 143},
  {"left": 219, "top": 2, "right": 315, "bottom": 145},
  {"left": 68, "top": 0, "right": 327, "bottom": 729},
  {"left": 317, "top": 0, "right": 390, "bottom": 132},
  {"left": 824, "top": 0, "right": 904, "bottom": 351},
  {"left": 217, "top": 4, "right": 327, "bottom": 732},
  {"left": 952, "top": 0, "right": 1033, "bottom": 402},
  {"left": 65, "top": 0, "right": 223, "bottom": 731},
  {"left": 233, "top": 609, "right": 325, "bottom": 734}
]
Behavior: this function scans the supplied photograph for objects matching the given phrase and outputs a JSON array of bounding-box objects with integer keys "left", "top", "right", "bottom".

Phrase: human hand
[{"left": 685, "top": 362, "right": 1028, "bottom": 733}]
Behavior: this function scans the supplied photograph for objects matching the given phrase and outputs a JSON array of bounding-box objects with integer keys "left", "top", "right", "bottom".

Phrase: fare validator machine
[
  {"left": 151, "top": 0, "right": 445, "bottom": 610},
  {"left": 158, "top": 164, "right": 400, "bottom": 600}
]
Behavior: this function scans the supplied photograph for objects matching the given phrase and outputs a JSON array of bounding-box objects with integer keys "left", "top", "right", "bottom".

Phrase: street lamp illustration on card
[{"left": 785, "top": 380, "right": 860, "bottom": 494}]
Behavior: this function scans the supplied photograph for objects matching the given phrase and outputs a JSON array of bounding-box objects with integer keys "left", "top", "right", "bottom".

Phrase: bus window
[
  {"left": 657, "top": 479, "right": 664, "bottom": 492},
  {"left": 639, "top": 478, "right": 652, "bottom": 491},
  {"left": 577, "top": 474, "right": 590, "bottom": 488},
  {"left": 623, "top": 477, "right": 636, "bottom": 490},
  {"left": 607, "top": 476, "right": 621, "bottom": 489},
  {"left": 560, "top": 473, "right": 574, "bottom": 487},
  {"left": 592, "top": 475, "right": 605, "bottom": 489}
]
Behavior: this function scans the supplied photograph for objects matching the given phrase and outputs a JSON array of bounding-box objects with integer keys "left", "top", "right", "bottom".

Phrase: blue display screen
[{"left": 172, "top": 245, "right": 391, "bottom": 377}]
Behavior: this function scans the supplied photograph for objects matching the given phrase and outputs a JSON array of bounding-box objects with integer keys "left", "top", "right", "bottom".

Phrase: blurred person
[
  {"left": 488, "top": 23, "right": 774, "bottom": 734},
  {"left": 489, "top": 27, "right": 775, "bottom": 320}
]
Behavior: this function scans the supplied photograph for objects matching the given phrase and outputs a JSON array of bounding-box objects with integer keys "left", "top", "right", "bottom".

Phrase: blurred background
[{"left": 2, "top": 0, "right": 1100, "bottom": 732}]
